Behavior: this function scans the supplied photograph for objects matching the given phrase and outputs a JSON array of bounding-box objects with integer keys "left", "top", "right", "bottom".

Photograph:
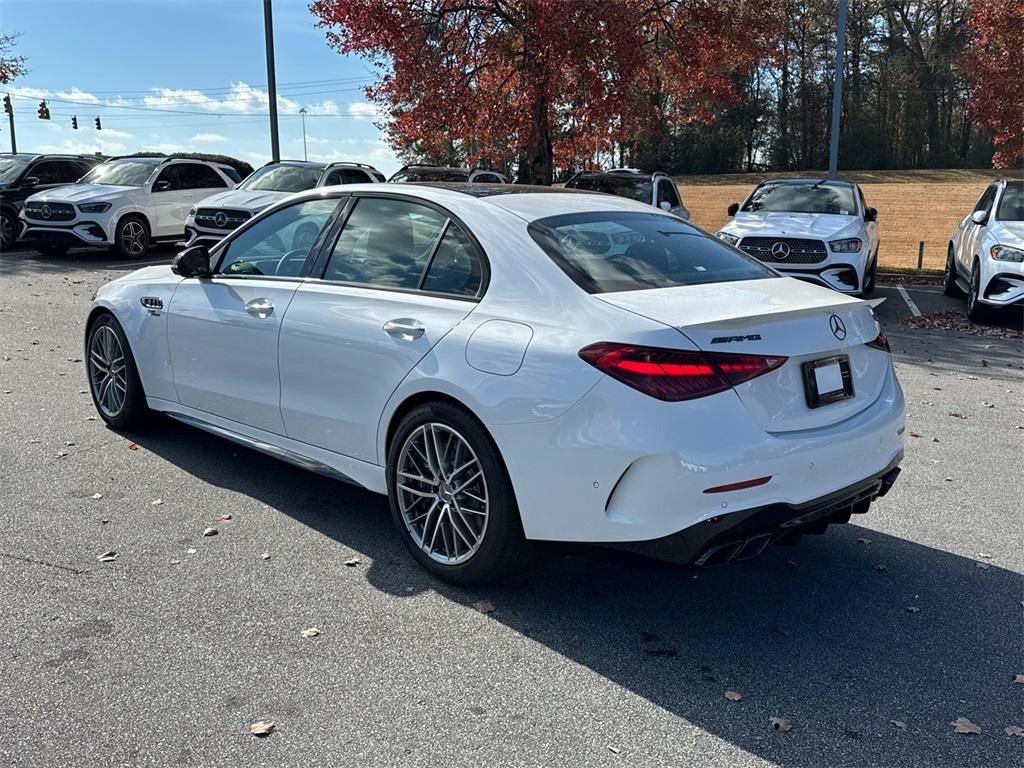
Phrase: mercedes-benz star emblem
[
  {"left": 770, "top": 241, "right": 790, "bottom": 260},
  {"left": 213, "top": 212, "right": 228, "bottom": 228},
  {"left": 829, "top": 314, "right": 847, "bottom": 340},
  {"left": 41, "top": 204, "right": 52, "bottom": 220}
]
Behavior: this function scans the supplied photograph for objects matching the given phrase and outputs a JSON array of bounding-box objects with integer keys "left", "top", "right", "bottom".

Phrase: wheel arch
[
  {"left": 116, "top": 209, "right": 152, "bottom": 233},
  {"left": 383, "top": 390, "right": 487, "bottom": 463}
]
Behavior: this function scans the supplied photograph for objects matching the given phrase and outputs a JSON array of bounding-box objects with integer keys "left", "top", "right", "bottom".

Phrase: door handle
[
  {"left": 383, "top": 318, "right": 425, "bottom": 340},
  {"left": 245, "top": 298, "right": 274, "bottom": 318}
]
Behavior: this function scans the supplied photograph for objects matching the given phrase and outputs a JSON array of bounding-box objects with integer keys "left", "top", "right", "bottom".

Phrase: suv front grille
[
  {"left": 739, "top": 237, "right": 828, "bottom": 264},
  {"left": 23, "top": 202, "right": 76, "bottom": 222},
  {"left": 194, "top": 208, "right": 251, "bottom": 231}
]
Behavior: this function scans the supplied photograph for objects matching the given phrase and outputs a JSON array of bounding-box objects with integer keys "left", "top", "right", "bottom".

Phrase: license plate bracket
[{"left": 802, "top": 355, "right": 854, "bottom": 408}]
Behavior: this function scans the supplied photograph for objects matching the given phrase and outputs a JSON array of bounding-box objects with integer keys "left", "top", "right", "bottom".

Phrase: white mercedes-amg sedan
[{"left": 85, "top": 183, "right": 905, "bottom": 584}]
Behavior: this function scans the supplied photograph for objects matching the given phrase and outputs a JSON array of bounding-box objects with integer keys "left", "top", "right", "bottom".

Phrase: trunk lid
[{"left": 597, "top": 277, "right": 889, "bottom": 432}]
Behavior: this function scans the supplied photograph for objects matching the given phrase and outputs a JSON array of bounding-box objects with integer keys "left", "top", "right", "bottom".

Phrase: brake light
[
  {"left": 579, "top": 342, "right": 787, "bottom": 401},
  {"left": 866, "top": 332, "right": 890, "bottom": 352}
]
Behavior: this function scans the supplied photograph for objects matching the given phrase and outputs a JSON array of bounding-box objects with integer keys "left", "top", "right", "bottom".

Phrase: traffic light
[
  {"left": 2, "top": 95, "right": 11, "bottom": 116},
  {"left": 37, "top": 100, "right": 50, "bottom": 120},
  {"left": 94, "top": 116, "right": 101, "bottom": 130},
  {"left": 72, "top": 115, "right": 78, "bottom": 130}
]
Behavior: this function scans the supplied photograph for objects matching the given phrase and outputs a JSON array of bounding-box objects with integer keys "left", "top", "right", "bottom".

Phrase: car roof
[
  {"left": 264, "top": 160, "right": 328, "bottom": 169},
  {"left": 758, "top": 177, "right": 856, "bottom": 187}
]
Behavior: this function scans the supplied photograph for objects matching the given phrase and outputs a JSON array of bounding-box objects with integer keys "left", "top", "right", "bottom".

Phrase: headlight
[
  {"left": 829, "top": 237, "right": 862, "bottom": 253},
  {"left": 990, "top": 244, "right": 1024, "bottom": 262},
  {"left": 77, "top": 202, "right": 112, "bottom": 214},
  {"left": 188, "top": 206, "right": 197, "bottom": 217},
  {"left": 717, "top": 232, "right": 739, "bottom": 246}
]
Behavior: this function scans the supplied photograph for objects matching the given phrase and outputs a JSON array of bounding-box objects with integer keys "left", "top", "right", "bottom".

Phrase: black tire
[
  {"left": 965, "top": 260, "right": 989, "bottom": 323},
  {"left": 85, "top": 313, "right": 150, "bottom": 430},
  {"left": 861, "top": 252, "right": 877, "bottom": 296},
  {"left": 35, "top": 243, "right": 69, "bottom": 257},
  {"left": 386, "top": 401, "right": 531, "bottom": 585},
  {"left": 113, "top": 215, "right": 150, "bottom": 259},
  {"left": 943, "top": 246, "right": 963, "bottom": 297},
  {"left": 0, "top": 209, "right": 17, "bottom": 251}
]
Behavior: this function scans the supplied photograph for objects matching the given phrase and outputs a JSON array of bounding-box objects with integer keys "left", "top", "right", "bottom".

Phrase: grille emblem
[
  {"left": 829, "top": 314, "right": 847, "bottom": 340},
  {"left": 770, "top": 241, "right": 790, "bottom": 260},
  {"left": 41, "top": 204, "right": 52, "bottom": 219},
  {"left": 213, "top": 211, "right": 228, "bottom": 228}
]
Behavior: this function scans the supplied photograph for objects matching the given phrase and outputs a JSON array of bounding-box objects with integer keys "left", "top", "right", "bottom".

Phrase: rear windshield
[
  {"left": 996, "top": 185, "right": 1023, "bottom": 221},
  {"left": 528, "top": 211, "right": 774, "bottom": 294},
  {"left": 742, "top": 182, "right": 857, "bottom": 215},
  {"left": 568, "top": 175, "right": 651, "bottom": 203},
  {"left": 240, "top": 165, "right": 323, "bottom": 192}
]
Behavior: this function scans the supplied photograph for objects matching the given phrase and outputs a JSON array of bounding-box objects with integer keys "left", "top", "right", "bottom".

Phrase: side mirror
[
  {"left": 659, "top": 200, "right": 672, "bottom": 211},
  {"left": 970, "top": 209, "right": 988, "bottom": 226},
  {"left": 727, "top": 202, "right": 740, "bottom": 217},
  {"left": 23, "top": 176, "right": 39, "bottom": 187},
  {"left": 171, "top": 245, "right": 212, "bottom": 278},
  {"left": 865, "top": 206, "right": 878, "bottom": 222},
  {"left": 153, "top": 180, "right": 171, "bottom": 192}
]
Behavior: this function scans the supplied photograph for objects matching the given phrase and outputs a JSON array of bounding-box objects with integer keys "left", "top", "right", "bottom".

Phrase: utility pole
[
  {"left": 827, "top": 0, "right": 848, "bottom": 179},
  {"left": 3, "top": 95, "right": 15, "bottom": 153},
  {"left": 263, "top": 0, "right": 280, "bottom": 162},
  {"left": 299, "top": 107, "right": 307, "bottom": 161}
]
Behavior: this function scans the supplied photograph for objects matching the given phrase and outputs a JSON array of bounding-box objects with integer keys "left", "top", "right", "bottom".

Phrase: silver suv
[{"left": 563, "top": 168, "right": 690, "bottom": 220}]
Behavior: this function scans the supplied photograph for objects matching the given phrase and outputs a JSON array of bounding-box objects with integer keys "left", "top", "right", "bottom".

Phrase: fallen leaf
[
  {"left": 890, "top": 720, "right": 907, "bottom": 730},
  {"left": 90, "top": 492, "right": 103, "bottom": 499},
  {"left": 904, "top": 606, "right": 920, "bottom": 614},
  {"left": 260, "top": 551, "right": 270, "bottom": 561},
  {"left": 301, "top": 627, "right": 320, "bottom": 638},
  {"left": 344, "top": 556, "right": 361, "bottom": 567},
  {"left": 948, "top": 412, "right": 966, "bottom": 419},
  {"left": 875, "top": 564, "right": 887, "bottom": 572},
  {"left": 85, "top": 415, "right": 97, "bottom": 421},
  {"left": 472, "top": 600, "right": 495, "bottom": 614},
  {"left": 96, "top": 550, "right": 117, "bottom": 563},
  {"left": 1013, "top": 674, "right": 1024, "bottom": 685},
  {"left": 151, "top": 499, "right": 163, "bottom": 506},
  {"left": 202, "top": 527, "right": 218, "bottom": 537},
  {"left": 908, "top": 431, "right": 921, "bottom": 438},
  {"left": 127, "top": 442, "right": 138, "bottom": 450},
  {"left": 217, "top": 514, "right": 233, "bottom": 522},
  {"left": 856, "top": 538, "right": 871, "bottom": 545},
  {"left": 1005, "top": 725, "right": 1024, "bottom": 737},
  {"left": 977, "top": 552, "right": 992, "bottom": 559},
  {"left": 770, "top": 717, "right": 793, "bottom": 733},
  {"left": 950, "top": 717, "right": 981, "bottom": 735},
  {"left": 976, "top": 562, "right": 990, "bottom": 570},
  {"left": 186, "top": 547, "right": 197, "bottom": 555},
  {"left": 607, "top": 746, "right": 620, "bottom": 754},
  {"left": 724, "top": 690, "right": 742, "bottom": 701},
  {"left": 169, "top": 559, "right": 181, "bottom": 565},
  {"left": 249, "top": 720, "right": 275, "bottom": 737}
]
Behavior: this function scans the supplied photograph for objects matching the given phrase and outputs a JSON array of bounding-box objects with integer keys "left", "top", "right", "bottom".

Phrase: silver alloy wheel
[
  {"left": 0, "top": 213, "right": 13, "bottom": 249},
  {"left": 396, "top": 422, "right": 489, "bottom": 565},
  {"left": 88, "top": 325, "right": 127, "bottom": 418},
  {"left": 121, "top": 220, "right": 147, "bottom": 256}
]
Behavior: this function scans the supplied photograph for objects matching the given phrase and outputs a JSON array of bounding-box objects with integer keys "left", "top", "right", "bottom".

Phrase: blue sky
[{"left": 1, "top": 0, "right": 400, "bottom": 174}]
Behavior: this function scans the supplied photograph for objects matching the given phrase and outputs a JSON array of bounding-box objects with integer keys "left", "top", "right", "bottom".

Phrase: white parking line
[{"left": 897, "top": 284, "right": 922, "bottom": 317}]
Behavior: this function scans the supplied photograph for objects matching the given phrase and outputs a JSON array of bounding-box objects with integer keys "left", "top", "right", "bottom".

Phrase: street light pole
[
  {"left": 299, "top": 107, "right": 307, "bottom": 161},
  {"left": 263, "top": 0, "right": 280, "bottom": 162},
  {"left": 827, "top": 0, "right": 848, "bottom": 179}
]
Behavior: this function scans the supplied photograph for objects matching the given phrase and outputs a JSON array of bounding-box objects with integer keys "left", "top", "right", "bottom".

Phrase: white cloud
[
  {"left": 38, "top": 138, "right": 127, "bottom": 156},
  {"left": 8, "top": 86, "right": 48, "bottom": 100},
  {"left": 99, "top": 128, "right": 133, "bottom": 139},
  {"left": 191, "top": 132, "right": 227, "bottom": 143},
  {"left": 302, "top": 135, "right": 331, "bottom": 145},
  {"left": 55, "top": 87, "right": 100, "bottom": 104},
  {"left": 346, "top": 102, "right": 379, "bottom": 120},
  {"left": 151, "top": 142, "right": 188, "bottom": 153},
  {"left": 305, "top": 100, "right": 340, "bottom": 116},
  {"left": 143, "top": 82, "right": 300, "bottom": 115}
]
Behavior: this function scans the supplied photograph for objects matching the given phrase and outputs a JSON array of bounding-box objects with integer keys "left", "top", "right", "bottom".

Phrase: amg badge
[{"left": 710, "top": 334, "right": 762, "bottom": 344}]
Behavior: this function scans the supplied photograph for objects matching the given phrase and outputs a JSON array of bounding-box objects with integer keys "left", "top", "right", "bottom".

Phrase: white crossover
[
  {"left": 716, "top": 178, "right": 880, "bottom": 296},
  {"left": 184, "top": 160, "right": 384, "bottom": 248},
  {"left": 945, "top": 178, "right": 1024, "bottom": 320},
  {"left": 20, "top": 157, "right": 239, "bottom": 258},
  {"left": 85, "top": 183, "right": 905, "bottom": 583}
]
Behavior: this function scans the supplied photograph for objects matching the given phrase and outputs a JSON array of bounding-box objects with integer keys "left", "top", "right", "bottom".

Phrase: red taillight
[
  {"left": 579, "top": 342, "right": 787, "bottom": 402},
  {"left": 866, "top": 332, "right": 890, "bottom": 352}
]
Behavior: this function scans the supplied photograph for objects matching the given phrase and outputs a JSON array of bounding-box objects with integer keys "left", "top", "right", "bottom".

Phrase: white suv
[
  {"left": 20, "top": 157, "right": 240, "bottom": 258},
  {"left": 945, "top": 179, "right": 1024, "bottom": 321},
  {"left": 716, "top": 178, "right": 880, "bottom": 295},
  {"left": 184, "top": 160, "right": 385, "bottom": 247}
]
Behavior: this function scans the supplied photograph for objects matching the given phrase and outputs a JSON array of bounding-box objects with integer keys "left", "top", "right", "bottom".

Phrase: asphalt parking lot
[{"left": 1, "top": 245, "right": 1022, "bottom": 768}]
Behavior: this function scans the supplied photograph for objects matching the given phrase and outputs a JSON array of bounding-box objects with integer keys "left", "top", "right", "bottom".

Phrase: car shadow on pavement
[
  {"left": 0, "top": 245, "right": 177, "bottom": 275},
  {"left": 130, "top": 418, "right": 1021, "bottom": 768}
]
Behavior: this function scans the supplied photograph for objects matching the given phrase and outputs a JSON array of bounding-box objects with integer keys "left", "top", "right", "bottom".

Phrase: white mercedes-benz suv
[
  {"left": 184, "top": 160, "right": 384, "bottom": 247},
  {"left": 20, "top": 157, "right": 240, "bottom": 258},
  {"left": 945, "top": 178, "right": 1024, "bottom": 321},
  {"left": 716, "top": 178, "right": 880, "bottom": 296}
]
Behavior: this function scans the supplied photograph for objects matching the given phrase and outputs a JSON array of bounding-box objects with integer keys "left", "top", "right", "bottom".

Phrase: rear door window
[
  {"left": 528, "top": 211, "right": 773, "bottom": 294},
  {"left": 421, "top": 224, "right": 483, "bottom": 297},
  {"left": 656, "top": 179, "right": 681, "bottom": 208},
  {"left": 324, "top": 168, "right": 370, "bottom": 185}
]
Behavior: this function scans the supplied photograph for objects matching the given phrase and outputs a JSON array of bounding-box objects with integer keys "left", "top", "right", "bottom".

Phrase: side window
[
  {"left": 154, "top": 165, "right": 186, "bottom": 191},
  {"left": 422, "top": 224, "right": 483, "bottom": 297},
  {"left": 857, "top": 186, "right": 867, "bottom": 214},
  {"left": 218, "top": 198, "right": 338, "bottom": 277},
  {"left": 30, "top": 161, "right": 79, "bottom": 185},
  {"left": 974, "top": 185, "right": 997, "bottom": 214},
  {"left": 219, "top": 167, "right": 242, "bottom": 184},
  {"left": 182, "top": 163, "right": 228, "bottom": 189},
  {"left": 322, "top": 198, "right": 446, "bottom": 289},
  {"left": 657, "top": 179, "right": 681, "bottom": 208}
]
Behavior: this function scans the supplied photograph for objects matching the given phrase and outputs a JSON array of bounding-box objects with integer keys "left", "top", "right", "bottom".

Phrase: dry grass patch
[{"left": 675, "top": 169, "right": 995, "bottom": 270}]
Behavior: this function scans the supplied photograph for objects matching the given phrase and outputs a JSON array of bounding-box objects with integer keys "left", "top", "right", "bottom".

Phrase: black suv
[{"left": 0, "top": 153, "right": 103, "bottom": 250}]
